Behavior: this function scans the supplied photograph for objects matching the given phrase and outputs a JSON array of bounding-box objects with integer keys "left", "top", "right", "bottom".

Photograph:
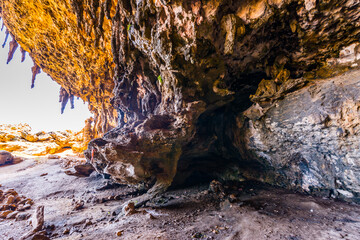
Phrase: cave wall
[
  {"left": 237, "top": 69, "right": 360, "bottom": 202},
  {"left": 1, "top": 0, "right": 360, "bottom": 202}
]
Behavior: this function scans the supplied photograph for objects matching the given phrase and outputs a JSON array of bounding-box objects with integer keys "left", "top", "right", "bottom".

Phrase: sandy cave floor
[{"left": 0, "top": 156, "right": 359, "bottom": 240}]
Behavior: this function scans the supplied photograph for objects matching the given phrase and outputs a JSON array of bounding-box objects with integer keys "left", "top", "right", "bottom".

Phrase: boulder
[{"left": 0, "top": 150, "right": 14, "bottom": 165}]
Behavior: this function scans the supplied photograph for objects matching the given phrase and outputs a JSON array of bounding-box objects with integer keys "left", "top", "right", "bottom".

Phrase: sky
[{"left": 0, "top": 21, "right": 92, "bottom": 132}]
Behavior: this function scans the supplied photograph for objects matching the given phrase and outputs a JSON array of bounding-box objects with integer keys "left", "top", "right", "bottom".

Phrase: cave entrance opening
[{"left": 0, "top": 25, "right": 92, "bottom": 133}]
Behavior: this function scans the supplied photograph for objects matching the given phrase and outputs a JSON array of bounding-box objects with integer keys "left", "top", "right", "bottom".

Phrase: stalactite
[
  {"left": 20, "top": 47, "right": 26, "bottom": 62},
  {"left": 59, "top": 87, "right": 75, "bottom": 113},
  {"left": 70, "top": 93, "right": 75, "bottom": 109},
  {"left": 59, "top": 87, "right": 70, "bottom": 114},
  {"left": 6, "top": 37, "right": 18, "bottom": 64},
  {"left": 2, "top": 29, "right": 9, "bottom": 48},
  {"left": 31, "top": 64, "right": 41, "bottom": 88}
]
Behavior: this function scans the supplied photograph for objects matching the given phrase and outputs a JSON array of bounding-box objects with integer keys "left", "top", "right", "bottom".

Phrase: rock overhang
[{"left": 1, "top": 0, "right": 360, "bottom": 203}]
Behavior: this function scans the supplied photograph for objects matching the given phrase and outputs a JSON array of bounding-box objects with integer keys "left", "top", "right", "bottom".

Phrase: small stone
[
  {"left": 147, "top": 213, "right": 156, "bottom": 220},
  {"left": 73, "top": 163, "right": 95, "bottom": 177},
  {"left": 63, "top": 228, "right": 70, "bottom": 234},
  {"left": 6, "top": 210, "right": 18, "bottom": 219},
  {"left": 16, "top": 212, "right": 32, "bottom": 221},
  {"left": 0, "top": 210, "right": 13, "bottom": 218},
  {"left": 83, "top": 219, "right": 92, "bottom": 228},
  {"left": 116, "top": 231, "right": 123, "bottom": 236},
  {"left": 23, "top": 204, "right": 32, "bottom": 210},
  {"left": 73, "top": 200, "right": 84, "bottom": 210},
  {"left": 5, "top": 195, "right": 15, "bottom": 204},
  {"left": 31, "top": 234, "right": 50, "bottom": 240},
  {"left": 124, "top": 202, "right": 138, "bottom": 216},
  {"left": 192, "top": 232, "right": 203, "bottom": 238}
]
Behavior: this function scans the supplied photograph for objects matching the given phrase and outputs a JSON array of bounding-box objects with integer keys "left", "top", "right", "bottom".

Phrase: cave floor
[{"left": 0, "top": 157, "right": 359, "bottom": 240}]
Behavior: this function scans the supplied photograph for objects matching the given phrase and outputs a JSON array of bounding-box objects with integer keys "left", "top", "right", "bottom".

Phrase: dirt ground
[{"left": 0, "top": 156, "right": 359, "bottom": 240}]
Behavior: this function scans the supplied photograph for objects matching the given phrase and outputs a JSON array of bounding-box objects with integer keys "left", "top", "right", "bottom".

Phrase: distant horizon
[{"left": 0, "top": 21, "right": 92, "bottom": 132}]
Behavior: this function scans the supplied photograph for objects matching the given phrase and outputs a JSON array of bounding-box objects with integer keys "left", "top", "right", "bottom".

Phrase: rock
[
  {"left": 123, "top": 202, "right": 138, "bottom": 216},
  {"left": 5, "top": 195, "right": 15, "bottom": 204},
  {"left": 21, "top": 131, "right": 39, "bottom": 142},
  {"left": 146, "top": 213, "right": 156, "bottom": 220},
  {"left": 18, "top": 204, "right": 32, "bottom": 211},
  {"left": 66, "top": 163, "right": 93, "bottom": 177},
  {"left": 83, "top": 219, "right": 92, "bottom": 228},
  {"left": 0, "top": 150, "right": 14, "bottom": 165},
  {"left": 31, "top": 234, "right": 50, "bottom": 240},
  {"left": 16, "top": 212, "right": 32, "bottom": 221},
  {"left": 209, "top": 180, "right": 226, "bottom": 199},
  {"left": 32, "top": 206, "right": 44, "bottom": 232},
  {"left": 73, "top": 163, "right": 95, "bottom": 177},
  {"left": 6, "top": 210, "right": 18, "bottom": 219},
  {"left": 73, "top": 200, "right": 84, "bottom": 210},
  {"left": 0, "top": 210, "right": 13, "bottom": 218},
  {"left": 239, "top": 70, "right": 360, "bottom": 201},
  {"left": 0, "top": 124, "right": 90, "bottom": 156}
]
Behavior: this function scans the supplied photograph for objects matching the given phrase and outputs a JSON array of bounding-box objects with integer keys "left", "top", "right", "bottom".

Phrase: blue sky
[{"left": 0, "top": 21, "right": 92, "bottom": 132}]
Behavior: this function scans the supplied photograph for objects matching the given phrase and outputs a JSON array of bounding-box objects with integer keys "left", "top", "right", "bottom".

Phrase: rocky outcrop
[
  {"left": 0, "top": 124, "right": 89, "bottom": 156},
  {"left": 1, "top": 1, "right": 360, "bottom": 203}
]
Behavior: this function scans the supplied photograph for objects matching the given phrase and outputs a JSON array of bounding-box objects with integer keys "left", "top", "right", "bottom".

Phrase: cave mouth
[{"left": 0, "top": 24, "right": 93, "bottom": 133}]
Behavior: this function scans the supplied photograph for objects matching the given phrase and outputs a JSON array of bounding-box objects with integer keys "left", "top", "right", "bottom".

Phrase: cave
[{"left": 1, "top": 0, "right": 360, "bottom": 239}]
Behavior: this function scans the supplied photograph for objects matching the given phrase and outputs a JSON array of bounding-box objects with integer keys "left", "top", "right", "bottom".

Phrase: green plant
[{"left": 158, "top": 75, "right": 163, "bottom": 84}]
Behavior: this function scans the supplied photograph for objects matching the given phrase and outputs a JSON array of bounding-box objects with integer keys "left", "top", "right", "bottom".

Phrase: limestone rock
[
  {"left": 239, "top": 69, "right": 360, "bottom": 202},
  {"left": 0, "top": 150, "right": 14, "bottom": 165}
]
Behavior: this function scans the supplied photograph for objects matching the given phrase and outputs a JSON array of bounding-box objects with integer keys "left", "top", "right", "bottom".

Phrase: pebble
[
  {"left": 6, "top": 211, "right": 18, "bottom": 219},
  {"left": 31, "top": 234, "right": 50, "bottom": 240},
  {"left": 147, "top": 213, "right": 156, "bottom": 220},
  {"left": 16, "top": 212, "right": 32, "bottom": 221},
  {"left": 5, "top": 195, "right": 16, "bottom": 204},
  {"left": 0, "top": 210, "right": 13, "bottom": 218},
  {"left": 63, "top": 228, "right": 70, "bottom": 234}
]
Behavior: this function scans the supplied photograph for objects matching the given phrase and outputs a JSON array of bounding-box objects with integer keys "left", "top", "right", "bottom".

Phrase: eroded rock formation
[
  {"left": 1, "top": 0, "right": 360, "bottom": 203},
  {"left": 0, "top": 124, "right": 90, "bottom": 156}
]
